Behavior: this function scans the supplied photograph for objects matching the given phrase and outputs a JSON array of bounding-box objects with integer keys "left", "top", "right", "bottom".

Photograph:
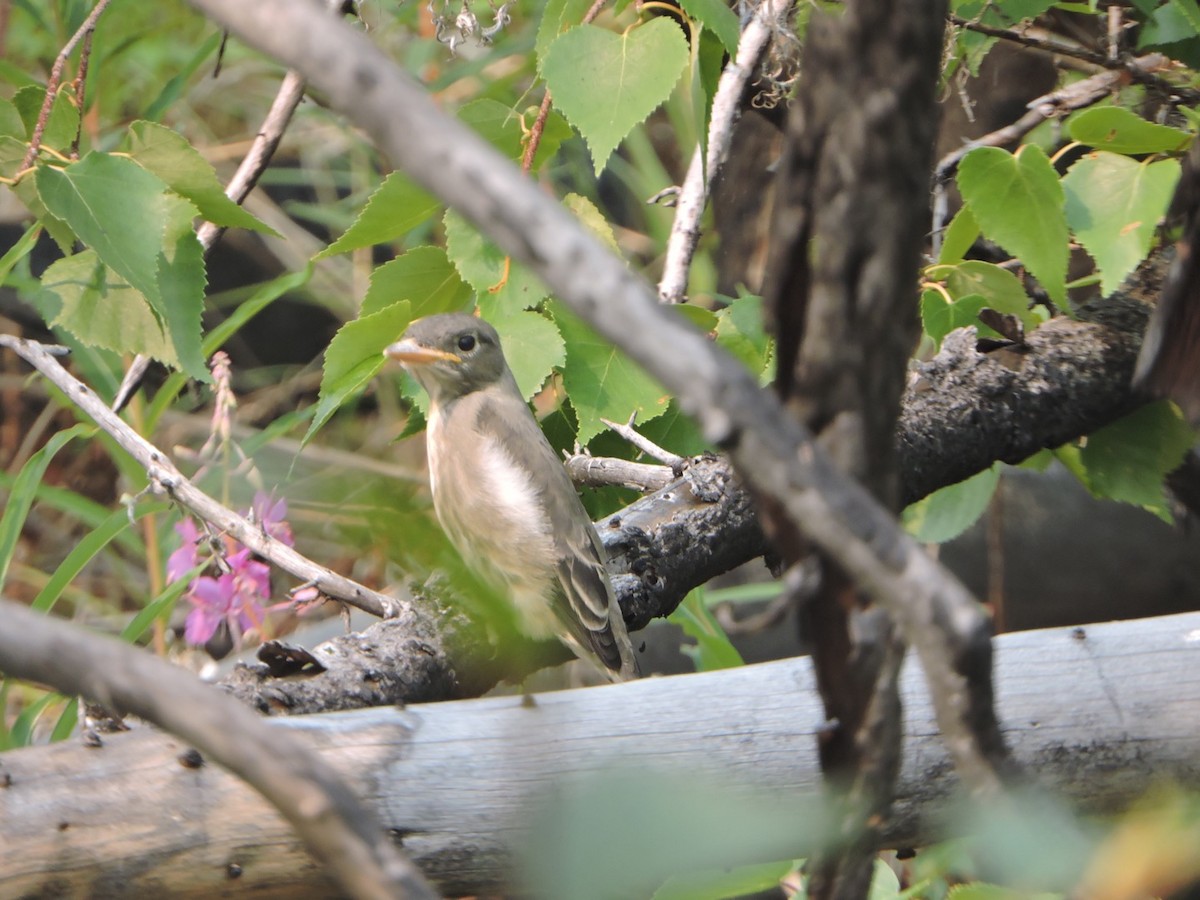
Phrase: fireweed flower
[{"left": 169, "top": 492, "right": 295, "bottom": 649}]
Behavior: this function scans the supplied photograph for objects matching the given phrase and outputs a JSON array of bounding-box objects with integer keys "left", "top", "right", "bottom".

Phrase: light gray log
[{"left": 3, "top": 612, "right": 1199, "bottom": 897}]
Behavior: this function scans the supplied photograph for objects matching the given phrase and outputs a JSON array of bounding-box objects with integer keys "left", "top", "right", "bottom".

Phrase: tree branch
[
  {"left": 0, "top": 597, "right": 439, "bottom": 900},
  {"left": 5, "top": 612, "right": 1198, "bottom": 897}
]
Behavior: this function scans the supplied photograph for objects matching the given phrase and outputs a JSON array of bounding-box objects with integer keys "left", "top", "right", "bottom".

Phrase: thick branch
[
  {"left": 4, "top": 612, "right": 1198, "bottom": 897},
  {"left": 0, "top": 598, "right": 438, "bottom": 900}
]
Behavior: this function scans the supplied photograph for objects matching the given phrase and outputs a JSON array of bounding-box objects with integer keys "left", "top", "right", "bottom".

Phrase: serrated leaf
[
  {"left": 938, "top": 205, "right": 980, "bottom": 265},
  {"left": 459, "top": 98, "right": 571, "bottom": 170},
  {"left": 127, "top": 120, "right": 276, "bottom": 235},
  {"left": 488, "top": 308, "right": 566, "bottom": 399},
  {"left": 542, "top": 19, "right": 690, "bottom": 174},
  {"left": 305, "top": 300, "right": 413, "bottom": 443},
  {"left": 563, "top": 193, "right": 620, "bottom": 253},
  {"left": 1077, "top": 400, "right": 1195, "bottom": 521},
  {"left": 536, "top": 0, "right": 596, "bottom": 71},
  {"left": 957, "top": 145, "right": 1068, "bottom": 304},
  {"left": 12, "top": 85, "right": 79, "bottom": 151},
  {"left": 678, "top": 0, "right": 740, "bottom": 53},
  {"left": 672, "top": 302, "right": 719, "bottom": 332},
  {"left": 903, "top": 463, "right": 1000, "bottom": 544},
  {"left": 1067, "top": 106, "right": 1191, "bottom": 155},
  {"left": 0, "top": 135, "right": 74, "bottom": 253},
  {"left": 552, "top": 301, "right": 670, "bottom": 444},
  {"left": 637, "top": 400, "right": 708, "bottom": 456},
  {"left": 156, "top": 197, "right": 208, "bottom": 379},
  {"left": 922, "top": 261, "right": 1041, "bottom": 346},
  {"left": 716, "top": 293, "right": 771, "bottom": 377},
  {"left": 36, "top": 153, "right": 207, "bottom": 379},
  {"left": 1063, "top": 152, "right": 1180, "bottom": 296},
  {"left": 318, "top": 171, "right": 439, "bottom": 258},
  {"left": 362, "top": 246, "right": 471, "bottom": 318},
  {"left": 444, "top": 208, "right": 549, "bottom": 314},
  {"left": 33, "top": 251, "right": 177, "bottom": 367},
  {"left": 0, "top": 99, "right": 24, "bottom": 140}
]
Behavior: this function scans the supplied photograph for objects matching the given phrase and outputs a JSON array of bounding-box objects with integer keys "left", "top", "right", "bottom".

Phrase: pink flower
[
  {"left": 182, "top": 549, "right": 272, "bottom": 647},
  {"left": 251, "top": 491, "right": 294, "bottom": 547},
  {"left": 167, "top": 518, "right": 203, "bottom": 584},
  {"left": 169, "top": 490, "right": 296, "bottom": 650}
]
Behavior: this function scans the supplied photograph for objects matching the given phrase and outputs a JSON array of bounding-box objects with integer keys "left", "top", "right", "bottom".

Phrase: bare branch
[
  {"left": 658, "top": 0, "right": 792, "bottom": 304},
  {"left": 564, "top": 453, "right": 674, "bottom": 491},
  {"left": 600, "top": 414, "right": 685, "bottom": 466},
  {"left": 0, "top": 335, "right": 402, "bottom": 620},
  {"left": 20, "top": 0, "right": 112, "bottom": 170},
  {"left": 0, "top": 598, "right": 440, "bottom": 900}
]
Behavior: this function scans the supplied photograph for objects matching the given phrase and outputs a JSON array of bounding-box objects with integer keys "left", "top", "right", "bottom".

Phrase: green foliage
[
  {"left": 956, "top": 145, "right": 1069, "bottom": 306},
  {"left": 542, "top": 18, "right": 690, "bottom": 174},
  {"left": 903, "top": 464, "right": 1001, "bottom": 544},
  {"left": 1058, "top": 401, "right": 1196, "bottom": 522},
  {"left": 668, "top": 589, "right": 745, "bottom": 671},
  {"left": 1062, "top": 153, "right": 1180, "bottom": 296}
]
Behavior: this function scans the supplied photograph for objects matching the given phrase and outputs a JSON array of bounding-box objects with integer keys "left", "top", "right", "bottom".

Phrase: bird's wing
[{"left": 474, "top": 396, "right": 626, "bottom": 670}]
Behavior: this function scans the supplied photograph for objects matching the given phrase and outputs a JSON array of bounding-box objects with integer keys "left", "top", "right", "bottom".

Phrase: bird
[{"left": 384, "top": 312, "right": 640, "bottom": 681}]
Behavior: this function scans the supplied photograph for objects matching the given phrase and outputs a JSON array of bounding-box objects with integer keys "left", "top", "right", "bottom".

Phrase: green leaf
[
  {"left": 32, "top": 506, "right": 147, "bottom": 615},
  {"left": 957, "top": 145, "right": 1069, "bottom": 304},
  {"left": 677, "top": 0, "right": 740, "bottom": 53},
  {"left": 444, "top": 208, "right": 549, "bottom": 314},
  {"left": 127, "top": 120, "right": 276, "bottom": 235},
  {"left": 458, "top": 98, "right": 571, "bottom": 170},
  {"left": 542, "top": 19, "right": 690, "bottom": 174},
  {"left": 902, "top": 464, "right": 1000, "bottom": 544},
  {"left": 0, "top": 423, "right": 94, "bottom": 591},
  {"left": 1063, "top": 152, "right": 1180, "bottom": 296},
  {"left": 34, "top": 252, "right": 179, "bottom": 370},
  {"left": 938, "top": 205, "right": 980, "bottom": 265},
  {"left": 304, "top": 300, "right": 413, "bottom": 443},
  {"left": 922, "top": 261, "right": 1042, "bottom": 346},
  {"left": 653, "top": 859, "right": 796, "bottom": 899},
  {"left": 143, "top": 31, "right": 224, "bottom": 122},
  {"left": 122, "top": 570, "right": 196, "bottom": 642},
  {"left": 12, "top": 84, "right": 80, "bottom": 151},
  {"left": 488, "top": 308, "right": 567, "bottom": 400},
  {"left": 0, "top": 134, "right": 75, "bottom": 253},
  {"left": 1067, "top": 106, "right": 1192, "bottom": 155},
  {"left": 715, "top": 293, "right": 772, "bottom": 378},
  {"left": 563, "top": 192, "right": 620, "bottom": 253},
  {"left": 0, "top": 223, "right": 40, "bottom": 287},
  {"left": 552, "top": 302, "right": 671, "bottom": 445},
  {"left": 36, "top": 153, "right": 208, "bottom": 378},
  {"left": 536, "top": 0, "right": 596, "bottom": 71},
  {"left": 362, "top": 246, "right": 472, "bottom": 319},
  {"left": 667, "top": 589, "right": 744, "bottom": 672},
  {"left": 318, "top": 171, "right": 439, "bottom": 258},
  {"left": 0, "top": 98, "right": 25, "bottom": 140},
  {"left": 1077, "top": 400, "right": 1195, "bottom": 521}
]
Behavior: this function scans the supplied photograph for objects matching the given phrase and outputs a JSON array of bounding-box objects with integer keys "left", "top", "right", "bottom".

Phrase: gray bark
[{"left": 4, "top": 612, "right": 1198, "bottom": 898}]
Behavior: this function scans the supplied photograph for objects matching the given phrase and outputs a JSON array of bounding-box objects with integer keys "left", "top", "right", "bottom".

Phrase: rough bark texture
[
  {"left": 4, "top": 612, "right": 1198, "bottom": 898},
  {"left": 762, "top": 2, "right": 955, "bottom": 895},
  {"left": 220, "top": 456, "right": 766, "bottom": 713},
  {"left": 899, "top": 298, "right": 1152, "bottom": 505}
]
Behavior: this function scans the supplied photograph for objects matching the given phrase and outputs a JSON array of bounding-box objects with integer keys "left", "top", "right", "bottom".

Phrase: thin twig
[
  {"left": 1, "top": 336, "right": 403, "bottom": 620},
  {"left": 20, "top": 0, "right": 112, "bottom": 170},
  {"left": 658, "top": 0, "right": 792, "bottom": 304},
  {"left": 68, "top": 27, "right": 96, "bottom": 160},
  {"left": 0, "top": 599, "right": 441, "bottom": 900},
  {"left": 564, "top": 453, "right": 674, "bottom": 491},
  {"left": 949, "top": 14, "right": 1194, "bottom": 101},
  {"left": 600, "top": 414, "right": 685, "bottom": 466}
]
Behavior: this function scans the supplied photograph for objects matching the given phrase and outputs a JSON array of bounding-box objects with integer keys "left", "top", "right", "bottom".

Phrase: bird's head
[{"left": 384, "top": 313, "right": 508, "bottom": 404}]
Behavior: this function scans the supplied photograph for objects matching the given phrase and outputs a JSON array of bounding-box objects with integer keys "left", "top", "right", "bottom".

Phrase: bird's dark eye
[{"left": 457, "top": 334, "right": 476, "bottom": 352}]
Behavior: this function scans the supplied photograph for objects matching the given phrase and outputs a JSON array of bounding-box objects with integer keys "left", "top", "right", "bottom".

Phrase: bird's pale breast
[{"left": 427, "top": 401, "right": 559, "bottom": 636}]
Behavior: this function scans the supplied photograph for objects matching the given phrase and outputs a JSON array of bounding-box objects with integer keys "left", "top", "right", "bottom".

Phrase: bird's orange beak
[{"left": 384, "top": 339, "right": 460, "bottom": 365}]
